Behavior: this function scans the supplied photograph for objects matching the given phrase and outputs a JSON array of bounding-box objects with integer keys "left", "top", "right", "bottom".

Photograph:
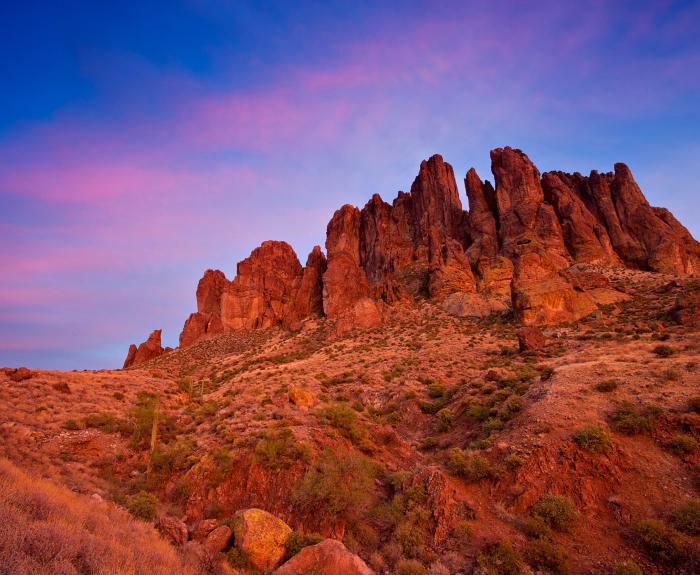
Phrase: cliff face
[{"left": 122, "top": 147, "right": 700, "bottom": 361}]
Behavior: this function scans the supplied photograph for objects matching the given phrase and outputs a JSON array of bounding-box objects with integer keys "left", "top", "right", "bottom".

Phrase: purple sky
[{"left": 2, "top": 0, "right": 700, "bottom": 369}]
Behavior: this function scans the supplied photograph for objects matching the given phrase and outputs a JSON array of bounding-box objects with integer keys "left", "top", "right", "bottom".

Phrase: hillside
[{"left": 2, "top": 149, "right": 700, "bottom": 574}]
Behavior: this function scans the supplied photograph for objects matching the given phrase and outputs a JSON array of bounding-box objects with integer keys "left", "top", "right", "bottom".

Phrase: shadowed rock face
[{"left": 155, "top": 147, "right": 700, "bottom": 353}]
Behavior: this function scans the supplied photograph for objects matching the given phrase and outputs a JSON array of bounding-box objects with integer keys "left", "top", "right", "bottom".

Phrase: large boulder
[
  {"left": 274, "top": 539, "right": 374, "bottom": 575},
  {"left": 232, "top": 508, "right": 292, "bottom": 572},
  {"left": 123, "top": 329, "right": 165, "bottom": 368}
]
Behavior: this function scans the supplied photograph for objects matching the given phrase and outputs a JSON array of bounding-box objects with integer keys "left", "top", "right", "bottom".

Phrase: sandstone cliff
[{"left": 124, "top": 147, "right": 699, "bottom": 355}]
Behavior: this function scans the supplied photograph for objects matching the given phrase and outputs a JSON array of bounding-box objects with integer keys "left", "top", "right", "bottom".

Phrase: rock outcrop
[
  {"left": 126, "top": 146, "right": 699, "bottom": 357},
  {"left": 231, "top": 508, "right": 292, "bottom": 572},
  {"left": 274, "top": 539, "right": 374, "bottom": 575},
  {"left": 123, "top": 329, "right": 165, "bottom": 368}
]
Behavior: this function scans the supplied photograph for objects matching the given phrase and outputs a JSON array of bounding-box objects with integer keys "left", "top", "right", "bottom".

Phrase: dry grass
[{"left": 0, "top": 458, "right": 198, "bottom": 575}]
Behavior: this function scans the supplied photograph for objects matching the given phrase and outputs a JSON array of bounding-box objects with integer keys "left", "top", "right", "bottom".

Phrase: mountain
[
  {"left": 4, "top": 148, "right": 700, "bottom": 575},
  {"left": 124, "top": 147, "right": 700, "bottom": 365}
]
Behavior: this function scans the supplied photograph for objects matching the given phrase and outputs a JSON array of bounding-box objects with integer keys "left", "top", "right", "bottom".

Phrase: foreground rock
[
  {"left": 274, "top": 539, "right": 374, "bottom": 575},
  {"left": 122, "top": 329, "right": 165, "bottom": 368},
  {"left": 232, "top": 508, "right": 292, "bottom": 572},
  {"left": 517, "top": 326, "right": 547, "bottom": 352}
]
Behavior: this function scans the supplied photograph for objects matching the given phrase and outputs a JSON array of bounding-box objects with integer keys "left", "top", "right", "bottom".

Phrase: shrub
[
  {"left": 609, "top": 401, "right": 656, "bottom": 435},
  {"left": 113, "top": 391, "right": 125, "bottom": 400},
  {"left": 688, "top": 396, "right": 700, "bottom": 413},
  {"left": 595, "top": 380, "right": 619, "bottom": 392},
  {"left": 521, "top": 517, "right": 551, "bottom": 539},
  {"left": 255, "top": 429, "right": 312, "bottom": 470},
  {"left": 540, "top": 366, "right": 556, "bottom": 381},
  {"left": 672, "top": 498, "right": 700, "bottom": 535},
  {"left": 317, "top": 404, "right": 372, "bottom": 450},
  {"left": 436, "top": 408, "right": 454, "bottom": 432},
  {"left": 530, "top": 494, "right": 578, "bottom": 532},
  {"left": 126, "top": 491, "right": 158, "bottom": 521},
  {"left": 427, "top": 383, "right": 447, "bottom": 398},
  {"left": 573, "top": 424, "right": 612, "bottom": 453},
  {"left": 284, "top": 531, "right": 323, "bottom": 561},
  {"left": 293, "top": 447, "right": 378, "bottom": 524},
  {"left": 633, "top": 519, "right": 684, "bottom": 565},
  {"left": 227, "top": 548, "right": 255, "bottom": 570},
  {"left": 525, "top": 539, "right": 568, "bottom": 574},
  {"left": 397, "top": 558, "right": 428, "bottom": 575},
  {"left": 477, "top": 540, "right": 525, "bottom": 575},
  {"left": 503, "top": 454, "right": 524, "bottom": 470},
  {"left": 653, "top": 345, "right": 676, "bottom": 357},
  {"left": 451, "top": 520, "right": 473, "bottom": 539},
  {"left": 447, "top": 449, "right": 498, "bottom": 482},
  {"left": 63, "top": 419, "right": 80, "bottom": 430},
  {"left": 667, "top": 433, "right": 698, "bottom": 456},
  {"left": 612, "top": 561, "right": 642, "bottom": 575}
]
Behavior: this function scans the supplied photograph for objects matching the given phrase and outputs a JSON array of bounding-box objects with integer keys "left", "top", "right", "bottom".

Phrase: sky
[{"left": 1, "top": 0, "right": 700, "bottom": 370}]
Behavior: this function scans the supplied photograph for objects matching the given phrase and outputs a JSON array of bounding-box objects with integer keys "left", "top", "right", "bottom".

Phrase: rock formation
[
  {"left": 274, "top": 539, "right": 374, "bottom": 575},
  {"left": 123, "top": 146, "right": 700, "bottom": 358},
  {"left": 123, "top": 329, "right": 165, "bottom": 368}
]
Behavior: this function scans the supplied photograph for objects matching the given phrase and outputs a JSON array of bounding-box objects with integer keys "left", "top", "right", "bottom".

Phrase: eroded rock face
[
  {"left": 123, "top": 329, "right": 164, "bottom": 368},
  {"left": 232, "top": 508, "right": 292, "bottom": 572},
  {"left": 274, "top": 539, "right": 374, "bottom": 575},
  {"left": 155, "top": 515, "right": 188, "bottom": 547},
  {"left": 167, "top": 146, "right": 699, "bottom": 343},
  {"left": 221, "top": 241, "right": 303, "bottom": 330}
]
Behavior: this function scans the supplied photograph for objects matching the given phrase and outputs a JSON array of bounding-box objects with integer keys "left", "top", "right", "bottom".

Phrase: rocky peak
[
  {"left": 410, "top": 154, "right": 465, "bottom": 244},
  {"left": 126, "top": 146, "right": 700, "bottom": 362},
  {"left": 123, "top": 329, "right": 165, "bottom": 368}
]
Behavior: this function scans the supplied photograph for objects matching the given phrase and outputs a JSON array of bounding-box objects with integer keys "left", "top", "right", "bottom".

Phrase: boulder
[
  {"left": 155, "top": 515, "right": 189, "bottom": 547},
  {"left": 192, "top": 518, "right": 219, "bottom": 541},
  {"left": 671, "top": 292, "right": 700, "bottom": 327},
  {"left": 123, "top": 329, "right": 165, "bottom": 368},
  {"left": 516, "top": 327, "right": 547, "bottom": 352},
  {"left": 232, "top": 508, "right": 292, "bottom": 572},
  {"left": 205, "top": 524, "right": 232, "bottom": 552},
  {"left": 274, "top": 539, "right": 374, "bottom": 575}
]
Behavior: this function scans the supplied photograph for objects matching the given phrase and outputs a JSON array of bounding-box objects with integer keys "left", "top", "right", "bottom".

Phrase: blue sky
[{"left": 1, "top": 0, "right": 700, "bottom": 369}]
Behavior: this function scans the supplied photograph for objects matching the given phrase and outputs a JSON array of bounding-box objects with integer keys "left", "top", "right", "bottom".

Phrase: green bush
[
  {"left": 540, "top": 366, "right": 556, "bottom": 381},
  {"left": 609, "top": 401, "right": 656, "bottom": 435},
  {"left": 283, "top": 531, "right": 323, "bottom": 561},
  {"left": 652, "top": 345, "right": 676, "bottom": 357},
  {"left": 255, "top": 429, "right": 311, "bottom": 470},
  {"left": 436, "top": 408, "right": 454, "bottom": 432},
  {"left": 63, "top": 419, "right": 80, "bottom": 430},
  {"left": 595, "top": 380, "right": 619, "bottom": 392},
  {"left": 672, "top": 498, "right": 700, "bottom": 535},
  {"left": 293, "top": 447, "right": 378, "bottom": 524},
  {"left": 503, "top": 454, "right": 524, "bottom": 470},
  {"left": 126, "top": 491, "right": 158, "bottom": 521},
  {"left": 612, "top": 561, "right": 642, "bottom": 575},
  {"left": 477, "top": 541, "right": 525, "bottom": 575},
  {"left": 521, "top": 517, "right": 551, "bottom": 539},
  {"left": 573, "top": 424, "right": 612, "bottom": 454},
  {"left": 317, "top": 404, "right": 372, "bottom": 450},
  {"left": 667, "top": 433, "right": 698, "bottom": 456},
  {"left": 530, "top": 494, "right": 578, "bottom": 532},
  {"left": 633, "top": 519, "right": 684, "bottom": 565},
  {"left": 525, "top": 539, "right": 568, "bottom": 574},
  {"left": 226, "top": 548, "right": 255, "bottom": 570},
  {"left": 447, "top": 449, "right": 498, "bottom": 482}
]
